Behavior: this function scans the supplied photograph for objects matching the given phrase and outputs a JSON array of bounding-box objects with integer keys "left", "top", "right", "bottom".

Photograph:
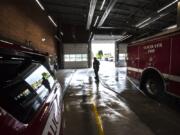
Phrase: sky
[{"left": 91, "top": 41, "right": 115, "bottom": 57}]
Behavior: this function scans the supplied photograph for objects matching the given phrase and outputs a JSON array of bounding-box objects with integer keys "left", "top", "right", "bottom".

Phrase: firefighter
[{"left": 93, "top": 57, "right": 100, "bottom": 81}]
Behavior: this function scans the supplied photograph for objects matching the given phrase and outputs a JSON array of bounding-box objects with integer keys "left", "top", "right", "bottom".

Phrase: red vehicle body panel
[
  {"left": 0, "top": 40, "right": 63, "bottom": 135},
  {"left": 0, "top": 83, "right": 63, "bottom": 135},
  {"left": 127, "top": 30, "right": 180, "bottom": 97}
]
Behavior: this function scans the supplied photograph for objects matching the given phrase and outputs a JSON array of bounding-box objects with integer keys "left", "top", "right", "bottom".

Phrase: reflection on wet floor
[
  {"left": 63, "top": 69, "right": 154, "bottom": 135},
  {"left": 61, "top": 62, "right": 180, "bottom": 135},
  {"left": 100, "top": 67, "right": 137, "bottom": 94}
]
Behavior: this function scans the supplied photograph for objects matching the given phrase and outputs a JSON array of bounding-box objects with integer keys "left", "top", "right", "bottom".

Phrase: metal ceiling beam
[
  {"left": 94, "top": 26, "right": 138, "bottom": 34},
  {"left": 98, "top": 0, "right": 118, "bottom": 27},
  {"left": 87, "top": 0, "right": 97, "bottom": 30}
]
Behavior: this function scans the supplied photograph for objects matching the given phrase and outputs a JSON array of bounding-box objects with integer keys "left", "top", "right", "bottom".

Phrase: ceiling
[{"left": 42, "top": 0, "right": 178, "bottom": 42}]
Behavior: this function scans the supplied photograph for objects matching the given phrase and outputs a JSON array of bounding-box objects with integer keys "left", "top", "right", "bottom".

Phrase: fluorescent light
[
  {"left": 21, "top": 46, "right": 33, "bottom": 50},
  {"left": 0, "top": 39, "right": 13, "bottom": 45},
  {"left": 11, "top": 57, "right": 25, "bottom": 60},
  {"left": 157, "top": 0, "right": 178, "bottom": 13},
  {"left": 100, "top": 0, "right": 106, "bottom": 10},
  {"left": 139, "top": 13, "right": 168, "bottom": 29},
  {"left": 135, "top": 17, "right": 151, "bottom": 27},
  {"left": 41, "top": 38, "right": 46, "bottom": 42},
  {"left": 116, "top": 36, "right": 124, "bottom": 42},
  {"left": 60, "top": 32, "right": 64, "bottom": 36},
  {"left": 121, "top": 35, "right": 132, "bottom": 41},
  {"left": 35, "top": 0, "right": 45, "bottom": 11},
  {"left": 116, "top": 35, "right": 132, "bottom": 42},
  {"left": 54, "top": 35, "right": 61, "bottom": 41},
  {"left": 93, "top": 16, "right": 99, "bottom": 27},
  {"left": 165, "top": 24, "right": 177, "bottom": 30},
  {"left": 48, "top": 16, "right": 57, "bottom": 27},
  {"left": 89, "top": 32, "right": 93, "bottom": 41}
]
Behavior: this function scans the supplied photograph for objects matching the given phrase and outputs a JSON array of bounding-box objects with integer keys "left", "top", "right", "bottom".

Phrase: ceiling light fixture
[
  {"left": 165, "top": 24, "right": 177, "bottom": 30},
  {"left": 54, "top": 35, "right": 61, "bottom": 41},
  {"left": 121, "top": 35, "right": 132, "bottom": 41},
  {"left": 48, "top": 16, "right": 57, "bottom": 27},
  {"left": 100, "top": 0, "right": 106, "bottom": 10},
  {"left": 93, "top": 16, "right": 99, "bottom": 27},
  {"left": 139, "top": 13, "right": 168, "bottom": 29},
  {"left": 60, "top": 32, "right": 64, "bottom": 36},
  {"left": 89, "top": 32, "right": 93, "bottom": 41},
  {"left": 116, "top": 36, "right": 124, "bottom": 41},
  {"left": 41, "top": 38, "right": 46, "bottom": 42},
  {"left": 35, "top": 0, "right": 45, "bottom": 11},
  {"left": 0, "top": 39, "right": 13, "bottom": 45},
  {"left": 11, "top": 57, "right": 25, "bottom": 60},
  {"left": 157, "top": 0, "right": 178, "bottom": 13},
  {"left": 135, "top": 17, "right": 151, "bottom": 27},
  {"left": 116, "top": 35, "right": 132, "bottom": 42}
]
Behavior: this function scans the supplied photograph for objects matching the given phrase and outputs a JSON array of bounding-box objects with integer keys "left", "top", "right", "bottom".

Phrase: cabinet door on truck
[
  {"left": 168, "top": 34, "right": 180, "bottom": 96},
  {"left": 127, "top": 45, "right": 140, "bottom": 79}
]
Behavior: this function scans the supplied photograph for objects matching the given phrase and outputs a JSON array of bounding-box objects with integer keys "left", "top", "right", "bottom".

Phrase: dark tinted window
[
  {"left": 1, "top": 81, "right": 42, "bottom": 122},
  {"left": 0, "top": 57, "right": 55, "bottom": 123}
]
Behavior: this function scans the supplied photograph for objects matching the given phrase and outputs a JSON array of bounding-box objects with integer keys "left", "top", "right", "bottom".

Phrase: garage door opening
[{"left": 91, "top": 40, "right": 115, "bottom": 70}]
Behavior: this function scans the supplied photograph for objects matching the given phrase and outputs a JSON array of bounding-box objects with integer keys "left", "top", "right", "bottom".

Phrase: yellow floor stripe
[{"left": 92, "top": 102, "right": 105, "bottom": 135}]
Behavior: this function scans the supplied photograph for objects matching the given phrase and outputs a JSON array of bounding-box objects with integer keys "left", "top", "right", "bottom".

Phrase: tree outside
[{"left": 96, "top": 50, "right": 103, "bottom": 59}]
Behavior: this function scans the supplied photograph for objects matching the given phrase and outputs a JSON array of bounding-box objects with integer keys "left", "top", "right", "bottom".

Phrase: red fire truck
[
  {"left": 127, "top": 29, "right": 180, "bottom": 99},
  {"left": 0, "top": 40, "right": 63, "bottom": 135}
]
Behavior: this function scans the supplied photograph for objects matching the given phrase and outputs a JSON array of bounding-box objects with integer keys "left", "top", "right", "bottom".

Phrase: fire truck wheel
[{"left": 142, "top": 74, "right": 164, "bottom": 98}]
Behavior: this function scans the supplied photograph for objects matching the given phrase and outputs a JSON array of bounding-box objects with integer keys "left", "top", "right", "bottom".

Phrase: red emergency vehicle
[
  {"left": 127, "top": 29, "right": 180, "bottom": 98},
  {"left": 0, "top": 39, "right": 63, "bottom": 135}
]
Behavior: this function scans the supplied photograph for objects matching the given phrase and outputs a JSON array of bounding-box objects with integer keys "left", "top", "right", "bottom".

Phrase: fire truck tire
[{"left": 142, "top": 73, "right": 164, "bottom": 98}]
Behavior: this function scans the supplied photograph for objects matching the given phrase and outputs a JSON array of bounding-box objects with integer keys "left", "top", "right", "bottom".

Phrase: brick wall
[{"left": 0, "top": 0, "right": 57, "bottom": 55}]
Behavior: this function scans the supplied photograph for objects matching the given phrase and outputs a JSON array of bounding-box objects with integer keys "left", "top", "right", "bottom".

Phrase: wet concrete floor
[{"left": 57, "top": 61, "right": 180, "bottom": 135}]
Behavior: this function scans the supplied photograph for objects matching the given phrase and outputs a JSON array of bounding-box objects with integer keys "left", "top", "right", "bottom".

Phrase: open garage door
[{"left": 64, "top": 43, "right": 88, "bottom": 69}]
